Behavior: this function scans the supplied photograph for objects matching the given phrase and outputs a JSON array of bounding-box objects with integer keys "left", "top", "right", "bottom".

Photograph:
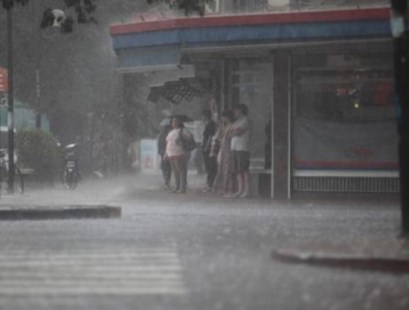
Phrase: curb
[
  {"left": 0, "top": 205, "right": 121, "bottom": 220},
  {"left": 272, "top": 249, "right": 409, "bottom": 273}
]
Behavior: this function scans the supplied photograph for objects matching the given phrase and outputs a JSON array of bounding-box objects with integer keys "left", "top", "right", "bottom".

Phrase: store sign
[
  {"left": 0, "top": 67, "right": 8, "bottom": 93},
  {"left": 140, "top": 139, "right": 159, "bottom": 172}
]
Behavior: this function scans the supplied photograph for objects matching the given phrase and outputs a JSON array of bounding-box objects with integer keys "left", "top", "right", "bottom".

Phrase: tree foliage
[
  {"left": 16, "top": 129, "right": 62, "bottom": 182},
  {"left": 1, "top": 0, "right": 97, "bottom": 32},
  {"left": 146, "top": 0, "right": 212, "bottom": 16},
  {"left": 41, "top": 0, "right": 97, "bottom": 33},
  {"left": 0, "top": 0, "right": 146, "bottom": 141},
  {"left": 0, "top": 0, "right": 150, "bottom": 173}
]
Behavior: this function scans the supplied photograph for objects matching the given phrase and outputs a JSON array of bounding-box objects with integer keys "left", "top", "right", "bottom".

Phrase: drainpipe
[{"left": 391, "top": 0, "right": 409, "bottom": 236}]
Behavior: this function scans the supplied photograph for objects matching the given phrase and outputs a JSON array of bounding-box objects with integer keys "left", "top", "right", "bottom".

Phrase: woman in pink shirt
[{"left": 165, "top": 116, "right": 194, "bottom": 193}]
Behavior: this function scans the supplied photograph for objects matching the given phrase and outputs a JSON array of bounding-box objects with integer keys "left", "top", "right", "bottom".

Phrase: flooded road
[{"left": 0, "top": 175, "right": 406, "bottom": 309}]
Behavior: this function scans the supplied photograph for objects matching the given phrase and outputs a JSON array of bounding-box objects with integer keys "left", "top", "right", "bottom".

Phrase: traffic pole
[{"left": 391, "top": 0, "right": 409, "bottom": 235}]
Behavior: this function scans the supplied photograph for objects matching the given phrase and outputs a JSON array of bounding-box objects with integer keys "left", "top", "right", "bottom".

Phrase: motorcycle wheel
[
  {"left": 14, "top": 168, "right": 24, "bottom": 194},
  {"left": 63, "top": 170, "right": 77, "bottom": 190}
]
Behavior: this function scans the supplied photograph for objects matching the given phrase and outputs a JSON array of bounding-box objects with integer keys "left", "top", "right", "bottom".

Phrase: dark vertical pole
[
  {"left": 272, "top": 51, "right": 290, "bottom": 199},
  {"left": 391, "top": 0, "right": 409, "bottom": 235},
  {"left": 35, "top": 70, "right": 41, "bottom": 129},
  {"left": 6, "top": 6, "right": 15, "bottom": 194},
  {"left": 0, "top": 103, "right": 2, "bottom": 199},
  {"left": 34, "top": 0, "right": 42, "bottom": 130}
]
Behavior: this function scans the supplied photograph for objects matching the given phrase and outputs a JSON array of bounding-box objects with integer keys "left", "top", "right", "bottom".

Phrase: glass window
[
  {"left": 294, "top": 67, "right": 394, "bottom": 123},
  {"left": 292, "top": 52, "right": 398, "bottom": 171},
  {"left": 231, "top": 58, "right": 273, "bottom": 168}
]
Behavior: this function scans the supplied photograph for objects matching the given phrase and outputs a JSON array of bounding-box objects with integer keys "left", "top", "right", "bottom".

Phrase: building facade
[{"left": 110, "top": 1, "right": 397, "bottom": 198}]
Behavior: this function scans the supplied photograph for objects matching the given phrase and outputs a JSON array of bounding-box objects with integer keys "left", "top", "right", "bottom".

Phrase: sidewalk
[
  {"left": 0, "top": 171, "right": 210, "bottom": 219},
  {"left": 0, "top": 171, "right": 205, "bottom": 208},
  {"left": 0, "top": 177, "right": 125, "bottom": 220},
  {"left": 272, "top": 238, "right": 409, "bottom": 273}
]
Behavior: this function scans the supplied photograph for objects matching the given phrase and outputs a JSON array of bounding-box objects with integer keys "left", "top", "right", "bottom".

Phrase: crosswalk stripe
[
  {"left": 0, "top": 252, "right": 179, "bottom": 259},
  {"left": 0, "top": 258, "right": 181, "bottom": 265},
  {"left": 0, "top": 280, "right": 185, "bottom": 286},
  {"left": 0, "top": 248, "right": 186, "bottom": 296},
  {"left": 0, "top": 272, "right": 182, "bottom": 279},
  {"left": 0, "top": 287, "right": 187, "bottom": 296},
  {"left": 0, "top": 262, "right": 183, "bottom": 269}
]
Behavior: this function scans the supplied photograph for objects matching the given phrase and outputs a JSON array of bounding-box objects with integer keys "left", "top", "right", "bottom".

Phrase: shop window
[
  {"left": 294, "top": 68, "right": 394, "bottom": 123},
  {"left": 231, "top": 59, "right": 273, "bottom": 167},
  {"left": 292, "top": 52, "right": 397, "bottom": 172}
]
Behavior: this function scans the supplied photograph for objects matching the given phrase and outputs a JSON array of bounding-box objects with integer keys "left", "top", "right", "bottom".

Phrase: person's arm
[
  {"left": 209, "top": 133, "right": 220, "bottom": 157},
  {"left": 158, "top": 132, "right": 166, "bottom": 156},
  {"left": 231, "top": 119, "right": 248, "bottom": 137},
  {"left": 164, "top": 131, "right": 172, "bottom": 158}
]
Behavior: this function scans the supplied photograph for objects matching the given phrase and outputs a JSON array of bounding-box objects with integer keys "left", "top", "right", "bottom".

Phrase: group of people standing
[
  {"left": 158, "top": 104, "right": 251, "bottom": 198},
  {"left": 207, "top": 104, "right": 251, "bottom": 198}
]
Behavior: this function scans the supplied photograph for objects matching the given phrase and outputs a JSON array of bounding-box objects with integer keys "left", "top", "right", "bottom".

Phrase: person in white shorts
[{"left": 229, "top": 104, "right": 251, "bottom": 198}]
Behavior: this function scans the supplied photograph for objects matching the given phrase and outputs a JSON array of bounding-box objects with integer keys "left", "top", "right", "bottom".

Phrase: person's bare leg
[
  {"left": 240, "top": 171, "right": 250, "bottom": 198},
  {"left": 179, "top": 156, "right": 188, "bottom": 193},
  {"left": 234, "top": 173, "right": 244, "bottom": 197},
  {"left": 170, "top": 160, "right": 180, "bottom": 192}
]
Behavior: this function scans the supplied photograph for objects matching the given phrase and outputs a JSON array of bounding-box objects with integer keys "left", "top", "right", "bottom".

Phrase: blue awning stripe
[
  {"left": 112, "top": 20, "right": 390, "bottom": 50},
  {"left": 117, "top": 45, "right": 181, "bottom": 69}
]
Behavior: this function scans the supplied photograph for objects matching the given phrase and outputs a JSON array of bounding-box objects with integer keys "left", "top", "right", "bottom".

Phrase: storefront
[
  {"left": 110, "top": 6, "right": 397, "bottom": 198},
  {"left": 291, "top": 46, "right": 397, "bottom": 195}
]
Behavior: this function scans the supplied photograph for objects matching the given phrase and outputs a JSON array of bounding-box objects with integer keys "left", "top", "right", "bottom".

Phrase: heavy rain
[{"left": 0, "top": 0, "right": 408, "bottom": 309}]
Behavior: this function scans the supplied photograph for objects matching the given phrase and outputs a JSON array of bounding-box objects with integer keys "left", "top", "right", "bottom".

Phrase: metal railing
[
  {"left": 294, "top": 176, "right": 399, "bottom": 192},
  {"left": 129, "top": 0, "right": 390, "bottom": 24}
]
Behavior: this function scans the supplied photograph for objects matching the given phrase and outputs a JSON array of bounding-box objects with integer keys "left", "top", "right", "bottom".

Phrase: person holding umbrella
[{"left": 165, "top": 115, "right": 195, "bottom": 193}]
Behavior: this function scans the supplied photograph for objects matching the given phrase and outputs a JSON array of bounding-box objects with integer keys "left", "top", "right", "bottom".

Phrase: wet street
[{"left": 0, "top": 175, "right": 408, "bottom": 310}]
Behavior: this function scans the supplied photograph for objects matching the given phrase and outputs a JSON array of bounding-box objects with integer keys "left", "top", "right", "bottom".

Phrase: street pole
[
  {"left": 33, "top": 0, "right": 42, "bottom": 129},
  {"left": 391, "top": 0, "right": 409, "bottom": 235},
  {"left": 6, "top": 6, "right": 15, "bottom": 194},
  {"left": 35, "top": 69, "right": 41, "bottom": 128}
]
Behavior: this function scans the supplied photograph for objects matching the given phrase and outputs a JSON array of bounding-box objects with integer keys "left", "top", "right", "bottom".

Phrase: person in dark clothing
[
  {"left": 201, "top": 110, "right": 217, "bottom": 191},
  {"left": 158, "top": 124, "right": 172, "bottom": 188}
]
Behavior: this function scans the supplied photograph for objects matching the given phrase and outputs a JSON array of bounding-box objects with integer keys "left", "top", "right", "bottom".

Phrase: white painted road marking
[{"left": 0, "top": 248, "right": 186, "bottom": 296}]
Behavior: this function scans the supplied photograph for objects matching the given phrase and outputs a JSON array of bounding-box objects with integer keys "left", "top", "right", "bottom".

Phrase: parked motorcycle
[{"left": 63, "top": 143, "right": 79, "bottom": 190}]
